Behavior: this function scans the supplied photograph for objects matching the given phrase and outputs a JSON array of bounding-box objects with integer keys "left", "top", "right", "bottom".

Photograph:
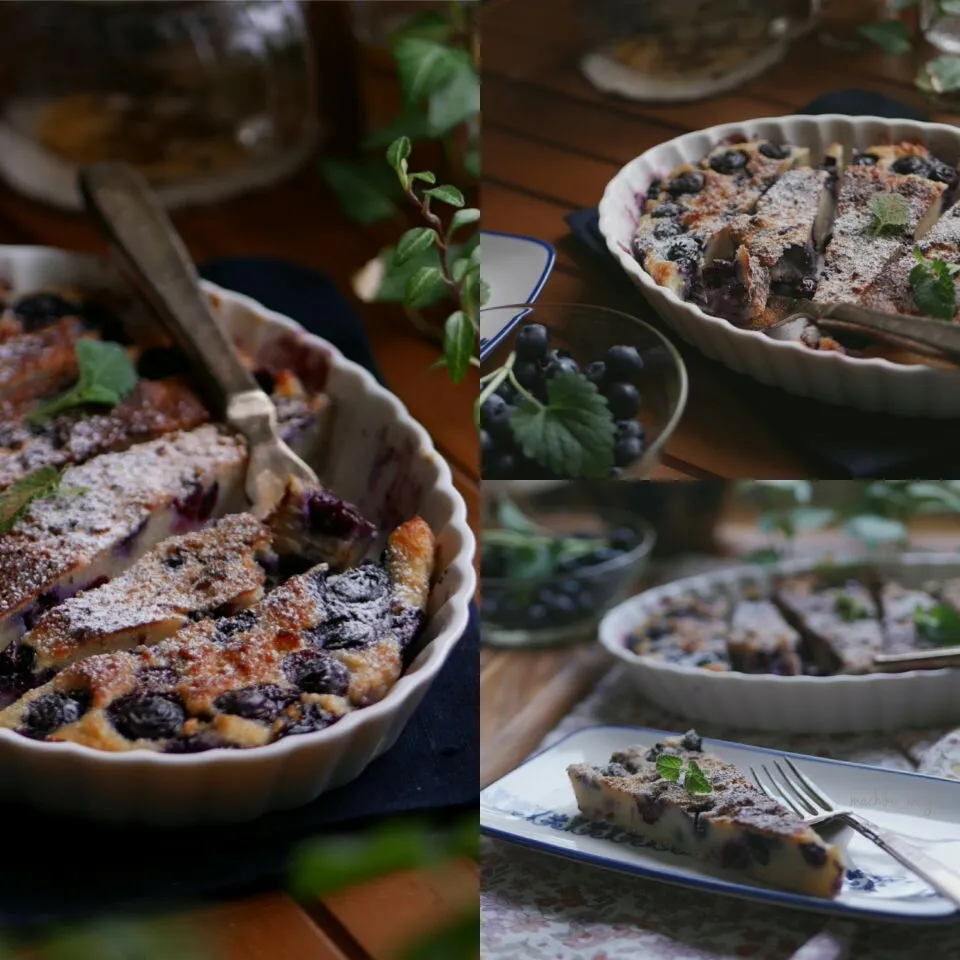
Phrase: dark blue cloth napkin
[
  {"left": 0, "top": 259, "right": 478, "bottom": 929},
  {"left": 566, "top": 91, "right": 960, "bottom": 478}
]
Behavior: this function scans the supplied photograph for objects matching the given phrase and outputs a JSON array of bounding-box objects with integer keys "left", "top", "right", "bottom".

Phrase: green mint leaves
[
  {"left": 29, "top": 340, "right": 138, "bottom": 425},
  {"left": 915, "top": 602, "right": 960, "bottom": 645},
  {"left": 867, "top": 194, "right": 910, "bottom": 238},
  {"left": 509, "top": 371, "right": 616, "bottom": 480},
  {"left": 834, "top": 592, "right": 870, "bottom": 622},
  {"left": 909, "top": 248, "right": 960, "bottom": 322},
  {"left": 0, "top": 466, "right": 67, "bottom": 534},
  {"left": 858, "top": 20, "right": 913, "bottom": 56},
  {"left": 655, "top": 754, "right": 712, "bottom": 794}
]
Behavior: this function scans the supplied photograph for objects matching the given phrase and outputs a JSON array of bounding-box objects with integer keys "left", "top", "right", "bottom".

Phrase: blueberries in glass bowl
[{"left": 480, "top": 322, "right": 648, "bottom": 480}]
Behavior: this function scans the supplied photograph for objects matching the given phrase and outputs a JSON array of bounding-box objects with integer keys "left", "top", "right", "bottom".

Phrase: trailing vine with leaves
[
  {"left": 322, "top": 1, "right": 481, "bottom": 383},
  {"left": 860, "top": 0, "right": 960, "bottom": 95}
]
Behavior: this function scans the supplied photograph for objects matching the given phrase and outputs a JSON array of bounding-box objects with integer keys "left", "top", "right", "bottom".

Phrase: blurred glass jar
[{"left": 0, "top": 0, "right": 320, "bottom": 209}]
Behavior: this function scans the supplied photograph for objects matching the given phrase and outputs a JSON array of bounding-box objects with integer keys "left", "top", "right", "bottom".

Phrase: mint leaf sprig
[
  {"left": 478, "top": 352, "right": 616, "bottom": 480},
  {"left": 915, "top": 602, "right": 960, "bottom": 645},
  {"left": 909, "top": 247, "right": 960, "bottom": 321},
  {"left": 29, "top": 339, "right": 138, "bottom": 425},
  {"left": 0, "top": 466, "right": 87, "bottom": 534},
  {"left": 655, "top": 754, "right": 713, "bottom": 794},
  {"left": 867, "top": 194, "right": 910, "bottom": 238},
  {"left": 384, "top": 136, "right": 480, "bottom": 384}
]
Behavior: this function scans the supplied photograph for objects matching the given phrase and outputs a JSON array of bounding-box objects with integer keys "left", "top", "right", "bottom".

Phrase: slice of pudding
[
  {"left": 814, "top": 165, "right": 945, "bottom": 307},
  {"left": 0, "top": 318, "right": 91, "bottom": 406},
  {"left": 774, "top": 573, "right": 883, "bottom": 675},
  {"left": 0, "top": 517, "right": 435, "bottom": 752},
  {"left": 727, "top": 598, "right": 804, "bottom": 675},
  {"left": 628, "top": 594, "right": 731, "bottom": 671},
  {"left": 567, "top": 731, "right": 845, "bottom": 899},
  {"left": 0, "top": 424, "right": 248, "bottom": 652},
  {"left": 877, "top": 580, "right": 940, "bottom": 654}
]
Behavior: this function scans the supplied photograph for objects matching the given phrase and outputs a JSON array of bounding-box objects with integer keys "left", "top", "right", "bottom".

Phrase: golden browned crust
[{"left": 385, "top": 515, "right": 435, "bottom": 612}]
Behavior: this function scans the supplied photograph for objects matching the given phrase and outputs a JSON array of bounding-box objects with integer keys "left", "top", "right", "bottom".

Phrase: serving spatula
[
  {"left": 77, "top": 161, "right": 319, "bottom": 519},
  {"left": 763, "top": 296, "right": 960, "bottom": 366}
]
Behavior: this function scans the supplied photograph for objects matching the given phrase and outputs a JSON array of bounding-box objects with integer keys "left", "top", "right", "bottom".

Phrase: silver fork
[{"left": 751, "top": 756, "right": 960, "bottom": 908}]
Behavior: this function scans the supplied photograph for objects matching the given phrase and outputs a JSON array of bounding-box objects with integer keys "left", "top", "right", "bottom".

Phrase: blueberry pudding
[
  {"left": 480, "top": 322, "right": 648, "bottom": 480},
  {"left": 635, "top": 138, "right": 960, "bottom": 362},
  {"left": 628, "top": 569, "right": 960, "bottom": 676},
  {"left": 567, "top": 731, "right": 845, "bottom": 898},
  {"left": 0, "top": 517, "right": 435, "bottom": 751}
]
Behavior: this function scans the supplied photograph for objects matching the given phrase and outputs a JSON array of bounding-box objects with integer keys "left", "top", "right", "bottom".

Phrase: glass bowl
[
  {"left": 479, "top": 302, "right": 688, "bottom": 480},
  {"left": 480, "top": 499, "right": 657, "bottom": 648}
]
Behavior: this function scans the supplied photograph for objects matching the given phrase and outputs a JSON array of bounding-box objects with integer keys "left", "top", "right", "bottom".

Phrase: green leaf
[
  {"left": 909, "top": 249, "right": 958, "bottom": 321},
  {"left": 684, "top": 759, "right": 712, "bottom": 795},
  {"left": 510, "top": 372, "right": 616, "bottom": 480},
  {"left": 320, "top": 157, "right": 400, "bottom": 224},
  {"left": 843, "top": 514, "right": 908, "bottom": 547},
  {"left": 394, "top": 37, "right": 471, "bottom": 106},
  {"left": 0, "top": 466, "right": 65, "bottom": 534},
  {"left": 395, "top": 227, "right": 438, "bottom": 265},
  {"left": 449, "top": 208, "right": 480, "bottom": 237},
  {"left": 743, "top": 547, "right": 783, "bottom": 565},
  {"left": 915, "top": 603, "right": 960, "bottom": 644},
  {"left": 939, "top": 0, "right": 960, "bottom": 15},
  {"left": 386, "top": 136, "right": 412, "bottom": 174},
  {"left": 867, "top": 193, "right": 910, "bottom": 238},
  {"left": 834, "top": 592, "right": 870, "bottom": 622},
  {"left": 374, "top": 244, "right": 452, "bottom": 307},
  {"left": 427, "top": 63, "right": 481, "bottom": 135},
  {"left": 424, "top": 184, "right": 465, "bottom": 208},
  {"left": 443, "top": 310, "right": 475, "bottom": 383},
  {"left": 405, "top": 266, "right": 448, "bottom": 308},
  {"left": 389, "top": 9, "right": 452, "bottom": 44},
  {"left": 905, "top": 481, "right": 960, "bottom": 513},
  {"left": 451, "top": 256, "right": 474, "bottom": 283},
  {"left": 655, "top": 753, "right": 682, "bottom": 782},
  {"left": 464, "top": 138, "right": 481, "bottom": 178},
  {"left": 917, "top": 54, "right": 960, "bottom": 93},
  {"left": 409, "top": 170, "right": 438, "bottom": 185},
  {"left": 479, "top": 278, "right": 491, "bottom": 306},
  {"left": 496, "top": 497, "right": 539, "bottom": 534},
  {"left": 859, "top": 20, "right": 913, "bottom": 55}
]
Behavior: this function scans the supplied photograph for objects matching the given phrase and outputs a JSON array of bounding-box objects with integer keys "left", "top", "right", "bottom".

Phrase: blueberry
[
  {"left": 666, "top": 236, "right": 701, "bottom": 262},
  {"left": 214, "top": 609, "right": 258, "bottom": 642},
  {"left": 174, "top": 482, "right": 219, "bottom": 524},
  {"left": 486, "top": 451, "right": 517, "bottom": 479},
  {"left": 927, "top": 158, "right": 956, "bottom": 184},
  {"left": 709, "top": 150, "right": 748, "bottom": 175},
  {"left": 746, "top": 834, "right": 775, "bottom": 865},
  {"left": 758, "top": 142, "right": 791, "bottom": 160},
  {"left": 480, "top": 429, "right": 494, "bottom": 461},
  {"left": 605, "top": 345, "right": 644, "bottom": 382},
  {"left": 108, "top": 693, "right": 185, "bottom": 740},
  {"left": 330, "top": 566, "right": 387, "bottom": 603},
  {"left": 11, "top": 293, "right": 78, "bottom": 332},
  {"left": 720, "top": 839, "right": 751, "bottom": 870},
  {"left": 558, "top": 578, "right": 583, "bottom": 597},
  {"left": 19, "top": 691, "right": 90, "bottom": 739},
  {"left": 513, "top": 359, "right": 542, "bottom": 391},
  {"left": 494, "top": 380, "right": 517, "bottom": 403},
  {"left": 584, "top": 360, "right": 607, "bottom": 388},
  {"left": 214, "top": 684, "right": 290, "bottom": 721},
  {"left": 650, "top": 202, "right": 681, "bottom": 219},
  {"left": 164, "top": 732, "right": 225, "bottom": 754},
  {"left": 666, "top": 171, "right": 704, "bottom": 196},
  {"left": 680, "top": 730, "right": 703, "bottom": 752},
  {"left": 891, "top": 155, "right": 929, "bottom": 176},
  {"left": 799, "top": 842, "right": 828, "bottom": 868},
  {"left": 653, "top": 220, "right": 685, "bottom": 240},
  {"left": 616, "top": 419, "right": 645, "bottom": 440},
  {"left": 614, "top": 436, "right": 645, "bottom": 467},
  {"left": 279, "top": 703, "right": 338, "bottom": 738},
  {"left": 0, "top": 642, "right": 36, "bottom": 690},
  {"left": 481, "top": 395, "right": 514, "bottom": 442},
  {"left": 605, "top": 381, "right": 642, "bottom": 419},
  {"left": 850, "top": 153, "right": 878, "bottom": 166},
  {"left": 285, "top": 651, "right": 351, "bottom": 696},
  {"left": 541, "top": 591, "right": 577, "bottom": 620},
  {"left": 527, "top": 603, "right": 549, "bottom": 626},
  {"left": 253, "top": 368, "right": 276, "bottom": 394},
  {"left": 515, "top": 323, "right": 550, "bottom": 361},
  {"left": 137, "top": 347, "right": 189, "bottom": 380},
  {"left": 310, "top": 618, "right": 375, "bottom": 650},
  {"left": 480, "top": 393, "right": 506, "bottom": 427},
  {"left": 636, "top": 795, "right": 665, "bottom": 824},
  {"left": 585, "top": 547, "right": 622, "bottom": 567},
  {"left": 609, "top": 527, "right": 637, "bottom": 551},
  {"left": 544, "top": 356, "right": 579, "bottom": 379},
  {"left": 645, "top": 178, "right": 662, "bottom": 199}
]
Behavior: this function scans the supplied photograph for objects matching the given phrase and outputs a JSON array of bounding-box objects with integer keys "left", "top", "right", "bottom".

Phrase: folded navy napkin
[
  {"left": 566, "top": 91, "right": 960, "bottom": 478},
  {"left": 0, "top": 259, "right": 478, "bottom": 928}
]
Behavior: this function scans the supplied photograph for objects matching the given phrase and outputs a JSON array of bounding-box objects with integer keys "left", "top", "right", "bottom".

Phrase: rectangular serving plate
[
  {"left": 481, "top": 724, "right": 960, "bottom": 923},
  {"left": 479, "top": 230, "right": 556, "bottom": 361}
]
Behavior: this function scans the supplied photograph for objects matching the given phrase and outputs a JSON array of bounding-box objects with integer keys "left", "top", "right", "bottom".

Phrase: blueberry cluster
[
  {"left": 481, "top": 323, "right": 647, "bottom": 479},
  {"left": 850, "top": 151, "right": 957, "bottom": 185}
]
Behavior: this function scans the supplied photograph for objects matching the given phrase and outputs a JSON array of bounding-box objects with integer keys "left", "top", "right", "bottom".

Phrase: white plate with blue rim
[
  {"left": 479, "top": 230, "right": 555, "bottom": 361},
  {"left": 480, "top": 724, "right": 960, "bottom": 923}
]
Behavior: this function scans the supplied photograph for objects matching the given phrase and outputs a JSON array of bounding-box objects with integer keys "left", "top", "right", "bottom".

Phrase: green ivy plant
[
  {"left": 860, "top": 1, "right": 960, "bottom": 95},
  {"left": 736, "top": 479, "right": 960, "bottom": 562}
]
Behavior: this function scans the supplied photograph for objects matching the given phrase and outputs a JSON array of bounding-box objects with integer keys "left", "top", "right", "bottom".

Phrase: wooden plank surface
[{"left": 482, "top": 0, "right": 960, "bottom": 479}]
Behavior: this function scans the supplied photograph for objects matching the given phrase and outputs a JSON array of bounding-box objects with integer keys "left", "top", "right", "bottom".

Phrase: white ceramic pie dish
[
  {"left": 599, "top": 553, "right": 960, "bottom": 735},
  {"left": 597, "top": 114, "right": 960, "bottom": 419},
  {"left": 0, "top": 245, "right": 476, "bottom": 824}
]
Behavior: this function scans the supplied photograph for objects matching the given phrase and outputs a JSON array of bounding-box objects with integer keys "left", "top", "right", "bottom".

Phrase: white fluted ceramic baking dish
[
  {"left": 0, "top": 245, "right": 476, "bottom": 824},
  {"left": 599, "top": 553, "right": 960, "bottom": 734},
  {"left": 598, "top": 114, "right": 960, "bottom": 418}
]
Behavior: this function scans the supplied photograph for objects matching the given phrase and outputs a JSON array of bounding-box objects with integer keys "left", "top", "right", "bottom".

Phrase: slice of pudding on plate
[{"left": 567, "top": 730, "right": 845, "bottom": 898}]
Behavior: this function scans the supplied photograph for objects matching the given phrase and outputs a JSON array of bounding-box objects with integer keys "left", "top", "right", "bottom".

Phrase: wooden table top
[
  {"left": 482, "top": 0, "right": 960, "bottom": 480},
  {"left": 0, "top": 158, "right": 478, "bottom": 960}
]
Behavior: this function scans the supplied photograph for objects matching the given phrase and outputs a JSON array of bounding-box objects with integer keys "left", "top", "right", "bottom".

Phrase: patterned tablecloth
[{"left": 481, "top": 605, "right": 960, "bottom": 960}]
